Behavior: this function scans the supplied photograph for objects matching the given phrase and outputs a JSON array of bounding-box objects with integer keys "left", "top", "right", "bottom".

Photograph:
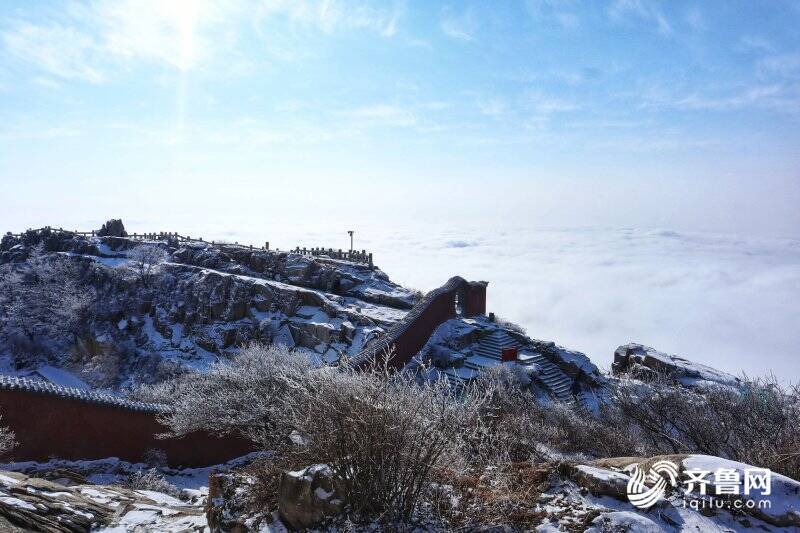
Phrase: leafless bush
[
  {"left": 139, "top": 342, "right": 800, "bottom": 527},
  {"left": 0, "top": 420, "right": 17, "bottom": 457},
  {"left": 70, "top": 336, "right": 122, "bottom": 387},
  {"left": 0, "top": 245, "right": 94, "bottom": 353},
  {"left": 141, "top": 344, "right": 470, "bottom": 524},
  {"left": 609, "top": 375, "right": 800, "bottom": 479},
  {"left": 133, "top": 344, "right": 313, "bottom": 444},
  {"left": 285, "top": 355, "right": 468, "bottom": 523},
  {"left": 127, "top": 244, "right": 169, "bottom": 286},
  {"left": 451, "top": 366, "right": 640, "bottom": 471},
  {"left": 143, "top": 448, "right": 169, "bottom": 469},
  {"left": 123, "top": 468, "right": 185, "bottom": 499}
]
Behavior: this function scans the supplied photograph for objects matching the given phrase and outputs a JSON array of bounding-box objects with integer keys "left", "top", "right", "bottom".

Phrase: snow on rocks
[
  {"left": 613, "top": 343, "right": 742, "bottom": 389},
  {"left": 584, "top": 511, "right": 663, "bottom": 533},
  {"left": 277, "top": 464, "right": 345, "bottom": 530},
  {"left": 681, "top": 455, "right": 800, "bottom": 528},
  {"left": 411, "top": 316, "right": 602, "bottom": 407},
  {"left": 537, "top": 455, "right": 800, "bottom": 532},
  {"left": 1, "top": 228, "right": 415, "bottom": 390}
]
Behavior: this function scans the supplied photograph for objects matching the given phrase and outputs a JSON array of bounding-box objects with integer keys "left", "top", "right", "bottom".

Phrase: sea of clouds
[
  {"left": 184, "top": 222, "right": 799, "bottom": 382},
  {"left": 4, "top": 212, "right": 798, "bottom": 382}
]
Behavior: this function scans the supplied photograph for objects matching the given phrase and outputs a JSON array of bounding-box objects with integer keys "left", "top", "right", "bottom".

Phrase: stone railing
[{"left": 3, "top": 226, "right": 374, "bottom": 267}]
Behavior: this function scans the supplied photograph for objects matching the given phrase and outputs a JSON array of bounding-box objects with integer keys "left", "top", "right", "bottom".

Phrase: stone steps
[{"left": 472, "top": 332, "right": 576, "bottom": 403}]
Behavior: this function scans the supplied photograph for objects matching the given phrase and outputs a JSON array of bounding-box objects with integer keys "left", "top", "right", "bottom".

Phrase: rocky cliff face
[{"left": 0, "top": 227, "right": 417, "bottom": 389}]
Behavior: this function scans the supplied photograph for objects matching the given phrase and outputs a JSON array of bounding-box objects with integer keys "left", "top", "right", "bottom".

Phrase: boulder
[
  {"left": 206, "top": 471, "right": 252, "bottom": 532},
  {"left": 97, "top": 219, "right": 127, "bottom": 237},
  {"left": 571, "top": 464, "right": 630, "bottom": 500},
  {"left": 613, "top": 343, "right": 741, "bottom": 388},
  {"left": 278, "top": 464, "right": 345, "bottom": 530}
]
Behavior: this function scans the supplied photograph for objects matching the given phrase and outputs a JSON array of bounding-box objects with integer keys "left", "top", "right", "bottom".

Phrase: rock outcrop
[
  {"left": 278, "top": 464, "right": 345, "bottom": 530},
  {"left": 96, "top": 219, "right": 127, "bottom": 237},
  {"left": 0, "top": 227, "right": 415, "bottom": 389},
  {"left": 0, "top": 469, "right": 206, "bottom": 532},
  {"left": 612, "top": 343, "right": 742, "bottom": 388}
]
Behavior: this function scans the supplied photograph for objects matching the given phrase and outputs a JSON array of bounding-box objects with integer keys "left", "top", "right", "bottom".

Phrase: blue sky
[{"left": 1, "top": 0, "right": 799, "bottom": 237}]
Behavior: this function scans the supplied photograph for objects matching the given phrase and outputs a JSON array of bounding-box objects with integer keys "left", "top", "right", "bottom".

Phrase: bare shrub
[
  {"left": 285, "top": 355, "right": 467, "bottom": 523},
  {"left": 127, "top": 244, "right": 169, "bottom": 286},
  {"left": 0, "top": 420, "right": 17, "bottom": 457},
  {"left": 610, "top": 375, "right": 800, "bottom": 479},
  {"left": 453, "top": 366, "right": 640, "bottom": 469},
  {"left": 138, "top": 342, "right": 800, "bottom": 527},
  {"left": 0, "top": 245, "right": 94, "bottom": 354},
  {"left": 123, "top": 468, "right": 185, "bottom": 500},
  {"left": 69, "top": 336, "right": 122, "bottom": 387},
  {"left": 133, "top": 344, "right": 313, "bottom": 443},
  {"left": 140, "top": 344, "right": 469, "bottom": 524},
  {"left": 143, "top": 448, "right": 169, "bottom": 469}
]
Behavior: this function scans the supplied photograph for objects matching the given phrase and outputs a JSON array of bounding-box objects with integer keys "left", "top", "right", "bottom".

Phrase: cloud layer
[{"left": 171, "top": 221, "right": 800, "bottom": 383}]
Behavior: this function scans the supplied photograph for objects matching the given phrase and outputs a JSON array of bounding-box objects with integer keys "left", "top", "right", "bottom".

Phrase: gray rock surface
[
  {"left": 278, "top": 464, "right": 345, "bottom": 530},
  {"left": 0, "top": 469, "right": 206, "bottom": 532},
  {"left": 612, "top": 343, "right": 742, "bottom": 388},
  {"left": 0, "top": 229, "right": 415, "bottom": 389},
  {"left": 96, "top": 219, "right": 127, "bottom": 238}
]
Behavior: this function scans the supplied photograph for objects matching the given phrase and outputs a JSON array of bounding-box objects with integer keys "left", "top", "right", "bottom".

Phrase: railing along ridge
[
  {"left": 3, "top": 226, "right": 373, "bottom": 267},
  {"left": 0, "top": 375, "right": 166, "bottom": 413}
]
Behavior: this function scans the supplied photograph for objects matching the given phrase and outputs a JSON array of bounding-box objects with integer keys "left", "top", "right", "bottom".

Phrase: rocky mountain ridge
[{"left": 0, "top": 224, "right": 417, "bottom": 389}]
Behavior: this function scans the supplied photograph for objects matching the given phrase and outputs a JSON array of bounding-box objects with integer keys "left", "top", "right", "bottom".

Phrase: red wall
[
  {"left": 0, "top": 388, "right": 252, "bottom": 468},
  {"left": 386, "top": 290, "right": 457, "bottom": 369},
  {"left": 353, "top": 277, "right": 488, "bottom": 370},
  {"left": 465, "top": 282, "right": 487, "bottom": 317}
]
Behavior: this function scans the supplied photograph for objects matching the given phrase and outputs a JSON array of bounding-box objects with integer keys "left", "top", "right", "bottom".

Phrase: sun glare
[{"left": 164, "top": 0, "right": 200, "bottom": 71}]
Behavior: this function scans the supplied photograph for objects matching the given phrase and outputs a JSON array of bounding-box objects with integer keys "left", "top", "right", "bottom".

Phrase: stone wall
[
  {"left": 0, "top": 377, "right": 252, "bottom": 467},
  {"left": 348, "top": 276, "right": 488, "bottom": 370}
]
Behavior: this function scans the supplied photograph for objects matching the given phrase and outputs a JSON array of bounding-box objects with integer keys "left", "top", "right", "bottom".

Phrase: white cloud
[
  {"left": 370, "top": 226, "right": 800, "bottom": 382},
  {"left": 739, "top": 35, "right": 774, "bottom": 53},
  {"left": 640, "top": 82, "right": 800, "bottom": 115},
  {"left": 1, "top": 0, "right": 243, "bottom": 81},
  {"left": 758, "top": 53, "right": 800, "bottom": 80},
  {"left": 2, "top": 0, "right": 403, "bottom": 82},
  {"left": 94, "top": 0, "right": 242, "bottom": 72},
  {"left": 478, "top": 98, "right": 507, "bottom": 118},
  {"left": 440, "top": 9, "right": 476, "bottom": 42},
  {"left": 256, "top": 0, "right": 403, "bottom": 37},
  {"left": 609, "top": 0, "right": 672, "bottom": 36},
  {"left": 341, "top": 104, "right": 417, "bottom": 128},
  {"left": 2, "top": 21, "right": 104, "bottom": 82}
]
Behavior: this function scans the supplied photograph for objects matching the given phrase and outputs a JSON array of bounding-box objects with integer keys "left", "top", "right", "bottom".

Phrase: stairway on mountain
[{"left": 473, "top": 330, "right": 577, "bottom": 404}]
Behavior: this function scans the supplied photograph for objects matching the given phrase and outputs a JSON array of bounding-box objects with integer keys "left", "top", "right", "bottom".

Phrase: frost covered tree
[
  {"left": 0, "top": 245, "right": 94, "bottom": 355},
  {"left": 127, "top": 244, "right": 169, "bottom": 287}
]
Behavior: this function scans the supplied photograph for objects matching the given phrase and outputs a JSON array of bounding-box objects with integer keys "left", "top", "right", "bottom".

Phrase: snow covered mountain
[{"left": 0, "top": 222, "right": 417, "bottom": 389}]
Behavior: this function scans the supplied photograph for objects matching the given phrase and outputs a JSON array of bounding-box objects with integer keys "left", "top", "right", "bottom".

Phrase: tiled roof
[{"left": 0, "top": 375, "right": 166, "bottom": 413}]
